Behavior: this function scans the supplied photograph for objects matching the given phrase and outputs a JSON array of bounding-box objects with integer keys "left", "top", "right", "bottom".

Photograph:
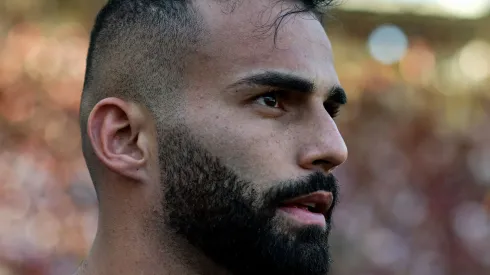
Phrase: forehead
[{"left": 192, "top": 0, "right": 339, "bottom": 91}]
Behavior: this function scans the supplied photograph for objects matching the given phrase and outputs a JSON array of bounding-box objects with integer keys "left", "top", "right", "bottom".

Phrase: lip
[{"left": 280, "top": 191, "right": 334, "bottom": 216}]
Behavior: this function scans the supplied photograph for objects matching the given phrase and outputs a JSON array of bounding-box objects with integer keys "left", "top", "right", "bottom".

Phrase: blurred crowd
[
  {"left": 0, "top": 3, "right": 489, "bottom": 275},
  {"left": 0, "top": 22, "right": 97, "bottom": 274}
]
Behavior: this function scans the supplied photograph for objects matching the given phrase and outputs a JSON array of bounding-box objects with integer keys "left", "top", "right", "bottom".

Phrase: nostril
[
  {"left": 312, "top": 159, "right": 330, "bottom": 167},
  {"left": 311, "top": 159, "right": 333, "bottom": 172}
]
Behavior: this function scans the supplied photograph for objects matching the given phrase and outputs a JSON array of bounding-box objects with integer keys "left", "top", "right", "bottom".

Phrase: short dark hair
[{"left": 79, "top": 0, "right": 337, "bottom": 187}]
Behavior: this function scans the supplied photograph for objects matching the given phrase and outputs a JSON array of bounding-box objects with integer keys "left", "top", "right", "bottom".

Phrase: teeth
[{"left": 301, "top": 203, "right": 316, "bottom": 208}]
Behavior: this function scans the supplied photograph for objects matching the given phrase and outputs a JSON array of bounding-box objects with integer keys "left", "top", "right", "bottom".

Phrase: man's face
[{"left": 155, "top": 1, "right": 348, "bottom": 275}]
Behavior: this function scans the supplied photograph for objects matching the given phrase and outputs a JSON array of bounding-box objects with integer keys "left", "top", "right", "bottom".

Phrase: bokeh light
[
  {"left": 467, "top": 145, "right": 490, "bottom": 186},
  {"left": 367, "top": 24, "right": 408, "bottom": 65},
  {"left": 409, "top": 251, "right": 446, "bottom": 275},
  {"left": 458, "top": 40, "right": 490, "bottom": 83},
  {"left": 362, "top": 228, "right": 410, "bottom": 268},
  {"left": 437, "top": 0, "right": 490, "bottom": 18},
  {"left": 391, "top": 188, "right": 427, "bottom": 228},
  {"left": 399, "top": 39, "right": 436, "bottom": 85},
  {"left": 453, "top": 202, "right": 490, "bottom": 245}
]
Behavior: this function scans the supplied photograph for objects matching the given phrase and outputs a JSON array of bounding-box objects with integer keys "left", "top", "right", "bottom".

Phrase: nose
[{"left": 297, "top": 111, "right": 348, "bottom": 174}]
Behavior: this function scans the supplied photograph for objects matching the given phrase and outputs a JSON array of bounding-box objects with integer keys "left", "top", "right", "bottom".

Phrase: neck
[{"left": 75, "top": 212, "right": 230, "bottom": 275}]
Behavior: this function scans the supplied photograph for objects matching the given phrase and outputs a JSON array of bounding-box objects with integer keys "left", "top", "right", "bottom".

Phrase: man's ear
[{"left": 87, "top": 97, "right": 152, "bottom": 182}]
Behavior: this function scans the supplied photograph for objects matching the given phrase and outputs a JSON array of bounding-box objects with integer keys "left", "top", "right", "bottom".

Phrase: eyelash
[
  {"left": 253, "top": 90, "right": 286, "bottom": 109},
  {"left": 324, "top": 102, "right": 341, "bottom": 118},
  {"left": 254, "top": 90, "right": 341, "bottom": 118}
]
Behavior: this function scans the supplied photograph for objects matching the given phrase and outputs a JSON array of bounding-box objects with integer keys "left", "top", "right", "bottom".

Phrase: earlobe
[{"left": 87, "top": 97, "right": 148, "bottom": 182}]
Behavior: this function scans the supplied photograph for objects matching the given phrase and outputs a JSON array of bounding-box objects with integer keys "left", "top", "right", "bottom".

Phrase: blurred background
[{"left": 0, "top": 0, "right": 489, "bottom": 274}]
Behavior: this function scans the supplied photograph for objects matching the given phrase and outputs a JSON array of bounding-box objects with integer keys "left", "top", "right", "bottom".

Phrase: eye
[
  {"left": 324, "top": 102, "right": 340, "bottom": 118},
  {"left": 255, "top": 91, "right": 282, "bottom": 109}
]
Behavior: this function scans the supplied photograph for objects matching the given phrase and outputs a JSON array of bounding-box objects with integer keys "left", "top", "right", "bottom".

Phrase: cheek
[{"left": 183, "top": 104, "right": 297, "bottom": 189}]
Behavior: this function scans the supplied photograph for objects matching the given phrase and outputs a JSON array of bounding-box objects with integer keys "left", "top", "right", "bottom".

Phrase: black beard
[{"left": 158, "top": 126, "right": 338, "bottom": 275}]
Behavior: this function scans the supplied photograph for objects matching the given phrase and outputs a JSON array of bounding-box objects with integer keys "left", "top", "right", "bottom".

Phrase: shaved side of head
[{"left": 80, "top": 0, "right": 203, "bottom": 187}]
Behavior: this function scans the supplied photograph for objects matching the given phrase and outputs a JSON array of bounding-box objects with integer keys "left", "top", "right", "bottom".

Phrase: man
[{"left": 76, "top": 0, "right": 348, "bottom": 274}]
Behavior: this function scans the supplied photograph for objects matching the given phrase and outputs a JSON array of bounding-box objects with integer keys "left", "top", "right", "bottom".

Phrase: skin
[{"left": 75, "top": 0, "right": 347, "bottom": 275}]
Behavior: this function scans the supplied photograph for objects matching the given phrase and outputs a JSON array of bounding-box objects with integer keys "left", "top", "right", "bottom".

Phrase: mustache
[{"left": 262, "top": 172, "right": 339, "bottom": 210}]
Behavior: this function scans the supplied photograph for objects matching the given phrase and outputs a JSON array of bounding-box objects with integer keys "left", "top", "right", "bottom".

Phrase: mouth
[{"left": 277, "top": 191, "right": 334, "bottom": 227}]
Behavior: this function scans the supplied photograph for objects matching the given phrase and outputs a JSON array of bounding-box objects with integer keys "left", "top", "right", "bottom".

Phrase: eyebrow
[{"left": 227, "top": 71, "right": 347, "bottom": 105}]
